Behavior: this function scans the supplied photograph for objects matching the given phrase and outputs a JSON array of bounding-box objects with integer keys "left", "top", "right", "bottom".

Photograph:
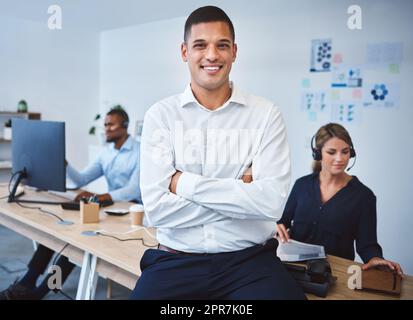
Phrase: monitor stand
[
  {"left": 8, "top": 169, "right": 74, "bottom": 225},
  {"left": 8, "top": 169, "right": 67, "bottom": 205}
]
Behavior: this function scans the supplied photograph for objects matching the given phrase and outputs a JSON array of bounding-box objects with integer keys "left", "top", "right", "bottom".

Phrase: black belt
[{"left": 158, "top": 244, "right": 208, "bottom": 256}]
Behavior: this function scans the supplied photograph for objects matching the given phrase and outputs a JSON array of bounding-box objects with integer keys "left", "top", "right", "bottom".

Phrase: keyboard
[
  {"left": 61, "top": 202, "right": 80, "bottom": 211},
  {"left": 61, "top": 199, "right": 114, "bottom": 211}
]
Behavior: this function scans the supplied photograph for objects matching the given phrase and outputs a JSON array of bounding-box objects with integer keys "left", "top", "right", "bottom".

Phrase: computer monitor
[{"left": 9, "top": 118, "right": 66, "bottom": 204}]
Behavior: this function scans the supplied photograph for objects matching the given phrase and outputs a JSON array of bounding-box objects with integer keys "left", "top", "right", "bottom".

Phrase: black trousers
[
  {"left": 130, "top": 238, "right": 306, "bottom": 300},
  {"left": 26, "top": 244, "right": 75, "bottom": 298}
]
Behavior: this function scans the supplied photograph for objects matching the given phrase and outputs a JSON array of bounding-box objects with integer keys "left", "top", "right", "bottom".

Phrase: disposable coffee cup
[{"left": 130, "top": 204, "right": 144, "bottom": 227}]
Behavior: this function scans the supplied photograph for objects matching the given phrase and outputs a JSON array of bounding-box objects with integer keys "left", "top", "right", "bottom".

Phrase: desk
[
  {"left": 0, "top": 185, "right": 412, "bottom": 300},
  {"left": 0, "top": 185, "right": 156, "bottom": 299}
]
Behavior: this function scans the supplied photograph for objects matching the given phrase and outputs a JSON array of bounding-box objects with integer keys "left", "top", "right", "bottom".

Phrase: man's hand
[
  {"left": 75, "top": 191, "right": 113, "bottom": 203},
  {"left": 97, "top": 193, "right": 113, "bottom": 203},
  {"left": 169, "top": 171, "right": 182, "bottom": 194},
  {"left": 241, "top": 166, "right": 253, "bottom": 183},
  {"left": 75, "top": 191, "right": 94, "bottom": 202}
]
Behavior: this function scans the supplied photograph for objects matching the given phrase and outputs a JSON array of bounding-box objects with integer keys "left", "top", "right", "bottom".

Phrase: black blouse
[{"left": 278, "top": 173, "right": 383, "bottom": 263}]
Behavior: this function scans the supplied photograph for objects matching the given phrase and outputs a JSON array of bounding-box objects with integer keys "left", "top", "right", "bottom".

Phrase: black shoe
[{"left": 0, "top": 281, "right": 36, "bottom": 300}]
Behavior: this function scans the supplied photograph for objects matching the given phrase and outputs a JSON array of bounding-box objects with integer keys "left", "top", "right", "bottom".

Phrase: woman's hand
[
  {"left": 363, "top": 257, "right": 404, "bottom": 277},
  {"left": 276, "top": 223, "right": 290, "bottom": 243}
]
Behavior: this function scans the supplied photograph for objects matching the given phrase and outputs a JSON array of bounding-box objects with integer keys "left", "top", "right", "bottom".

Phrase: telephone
[{"left": 283, "top": 259, "right": 336, "bottom": 298}]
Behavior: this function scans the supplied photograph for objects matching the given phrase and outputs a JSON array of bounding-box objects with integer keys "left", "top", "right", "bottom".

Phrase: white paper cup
[{"left": 129, "top": 204, "right": 144, "bottom": 226}]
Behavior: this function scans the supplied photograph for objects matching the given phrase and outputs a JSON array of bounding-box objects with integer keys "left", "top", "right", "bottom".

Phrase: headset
[
  {"left": 107, "top": 109, "right": 129, "bottom": 129},
  {"left": 311, "top": 128, "right": 357, "bottom": 171},
  {"left": 122, "top": 119, "right": 129, "bottom": 129}
]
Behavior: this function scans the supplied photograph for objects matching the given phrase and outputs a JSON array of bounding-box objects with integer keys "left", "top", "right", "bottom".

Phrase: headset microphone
[
  {"left": 346, "top": 156, "right": 357, "bottom": 171},
  {"left": 311, "top": 131, "right": 357, "bottom": 170}
]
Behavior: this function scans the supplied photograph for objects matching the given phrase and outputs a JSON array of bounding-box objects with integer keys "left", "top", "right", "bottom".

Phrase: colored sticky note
[
  {"left": 308, "top": 111, "right": 317, "bottom": 121},
  {"left": 331, "top": 90, "right": 340, "bottom": 100},
  {"left": 333, "top": 53, "right": 343, "bottom": 64},
  {"left": 389, "top": 64, "right": 400, "bottom": 74},
  {"left": 301, "top": 78, "right": 311, "bottom": 88},
  {"left": 352, "top": 89, "right": 362, "bottom": 99}
]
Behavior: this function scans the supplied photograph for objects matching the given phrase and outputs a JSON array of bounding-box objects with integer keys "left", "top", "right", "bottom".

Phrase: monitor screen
[{"left": 12, "top": 119, "right": 66, "bottom": 192}]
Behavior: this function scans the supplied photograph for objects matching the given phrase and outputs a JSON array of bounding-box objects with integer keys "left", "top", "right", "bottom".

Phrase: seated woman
[{"left": 277, "top": 123, "right": 403, "bottom": 276}]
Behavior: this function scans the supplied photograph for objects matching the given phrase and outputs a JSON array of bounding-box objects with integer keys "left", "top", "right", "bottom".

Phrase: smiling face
[
  {"left": 181, "top": 21, "right": 237, "bottom": 95},
  {"left": 320, "top": 137, "right": 351, "bottom": 175}
]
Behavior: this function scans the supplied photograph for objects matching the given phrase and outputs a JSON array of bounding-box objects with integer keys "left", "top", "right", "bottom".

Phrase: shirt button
[
  {"left": 206, "top": 234, "right": 213, "bottom": 239},
  {"left": 313, "top": 221, "right": 317, "bottom": 225},
  {"left": 319, "top": 206, "right": 323, "bottom": 210}
]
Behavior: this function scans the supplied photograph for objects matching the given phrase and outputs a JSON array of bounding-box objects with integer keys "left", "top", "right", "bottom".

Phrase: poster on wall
[
  {"left": 366, "top": 42, "right": 403, "bottom": 68},
  {"left": 301, "top": 90, "right": 329, "bottom": 112},
  {"left": 331, "top": 66, "right": 363, "bottom": 88},
  {"left": 331, "top": 102, "right": 361, "bottom": 124},
  {"left": 310, "top": 39, "right": 333, "bottom": 72},
  {"left": 363, "top": 83, "right": 400, "bottom": 108}
]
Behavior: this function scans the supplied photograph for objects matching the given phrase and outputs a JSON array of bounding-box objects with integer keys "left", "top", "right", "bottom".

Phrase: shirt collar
[
  {"left": 180, "top": 82, "right": 247, "bottom": 110},
  {"left": 110, "top": 135, "right": 133, "bottom": 151}
]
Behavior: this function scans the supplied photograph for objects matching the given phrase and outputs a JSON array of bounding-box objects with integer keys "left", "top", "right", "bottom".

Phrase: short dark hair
[
  {"left": 107, "top": 105, "right": 129, "bottom": 129},
  {"left": 184, "top": 6, "right": 235, "bottom": 42}
]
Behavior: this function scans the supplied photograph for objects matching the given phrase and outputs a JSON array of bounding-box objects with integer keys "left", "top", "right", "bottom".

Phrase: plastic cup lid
[{"left": 129, "top": 204, "right": 144, "bottom": 212}]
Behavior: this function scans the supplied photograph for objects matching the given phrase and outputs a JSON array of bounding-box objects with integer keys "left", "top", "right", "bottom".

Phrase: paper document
[{"left": 276, "top": 239, "right": 325, "bottom": 262}]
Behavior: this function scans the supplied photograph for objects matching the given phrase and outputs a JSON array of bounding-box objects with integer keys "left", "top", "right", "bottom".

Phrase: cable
[
  {"left": 8, "top": 170, "right": 22, "bottom": 195},
  {"left": 95, "top": 232, "right": 158, "bottom": 248},
  {"left": 14, "top": 200, "right": 65, "bottom": 222},
  {"left": 52, "top": 243, "right": 70, "bottom": 266},
  {"left": 49, "top": 243, "right": 74, "bottom": 300},
  {"left": 95, "top": 226, "right": 157, "bottom": 239}
]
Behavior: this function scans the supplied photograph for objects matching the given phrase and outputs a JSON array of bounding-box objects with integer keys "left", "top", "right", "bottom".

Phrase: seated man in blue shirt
[{"left": 0, "top": 107, "right": 142, "bottom": 300}]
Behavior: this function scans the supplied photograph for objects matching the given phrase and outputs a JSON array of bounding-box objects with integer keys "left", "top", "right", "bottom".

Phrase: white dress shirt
[
  {"left": 67, "top": 136, "right": 142, "bottom": 203},
  {"left": 140, "top": 83, "right": 291, "bottom": 253}
]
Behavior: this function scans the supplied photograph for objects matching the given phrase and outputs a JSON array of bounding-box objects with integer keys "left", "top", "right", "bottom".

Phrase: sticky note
[
  {"left": 352, "top": 89, "right": 362, "bottom": 99},
  {"left": 301, "top": 78, "right": 311, "bottom": 88},
  {"left": 333, "top": 53, "right": 343, "bottom": 64},
  {"left": 389, "top": 64, "right": 400, "bottom": 74},
  {"left": 331, "top": 90, "right": 340, "bottom": 100},
  {"left": 308, "top": 111, "right": 317, "bottom": 121}
]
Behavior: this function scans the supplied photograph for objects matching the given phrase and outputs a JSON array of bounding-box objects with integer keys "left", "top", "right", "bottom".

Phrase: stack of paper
[{"left": 276, "top": 239, "right": 325, "bottom": 262}]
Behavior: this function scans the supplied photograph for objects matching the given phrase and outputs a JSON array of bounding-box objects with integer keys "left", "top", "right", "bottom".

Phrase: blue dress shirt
[{"left": 67, "top": 135, "right": 142, "bottom": 203}]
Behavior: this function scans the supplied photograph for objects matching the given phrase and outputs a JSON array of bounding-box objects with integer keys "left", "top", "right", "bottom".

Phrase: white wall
[
  {"left": 0, "top": 17, "right": 100, "bottom": 168},
  {"left": 100, "top": 17, "right": 189, "bottom": 135},
  {"left": 102, "top": 0, "right": 413, "bottom": 273}
]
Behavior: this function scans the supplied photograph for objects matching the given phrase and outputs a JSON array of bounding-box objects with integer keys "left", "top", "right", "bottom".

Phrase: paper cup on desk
[{"left": 129, "top": 204, "right": 144, "bottom": 227}]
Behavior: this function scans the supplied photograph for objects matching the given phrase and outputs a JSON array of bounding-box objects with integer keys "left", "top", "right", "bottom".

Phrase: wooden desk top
[
  {"left": 0, "top": 186, "right": 157, "bottom": 276},
  {"left": 1, "top": 185, "right": 412, "bottom": 299},
  {"left": 308, "top": 255, "right": 413, "bottom": 300}
]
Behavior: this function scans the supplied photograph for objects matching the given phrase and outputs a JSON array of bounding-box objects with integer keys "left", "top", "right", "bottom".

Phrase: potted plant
[
  {"left": 89, "top": 113, "right": 101, "bottom": 135},
  {"left": 3, "top": 119, "right": 12, "bottom": 140},
  {"left": 17, "top": 100, "right": 28, "bottom": 113}
]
